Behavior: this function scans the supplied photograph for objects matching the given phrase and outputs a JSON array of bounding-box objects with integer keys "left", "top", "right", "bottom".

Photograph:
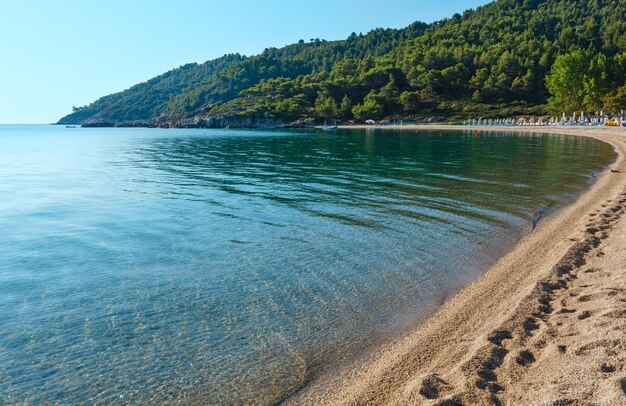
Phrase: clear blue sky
[{"left": 0, "top": 0, "right": 489, "bottom": 124}]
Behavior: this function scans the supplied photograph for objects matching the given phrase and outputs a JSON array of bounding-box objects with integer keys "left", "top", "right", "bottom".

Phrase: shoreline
[{"left": 286, "top": 126, "right": 626, "bottom": 405}]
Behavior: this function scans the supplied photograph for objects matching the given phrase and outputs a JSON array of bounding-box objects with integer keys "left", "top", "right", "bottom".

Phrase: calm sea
[{"left": 0, "top": 125, "right": 615, "bottom": 404}]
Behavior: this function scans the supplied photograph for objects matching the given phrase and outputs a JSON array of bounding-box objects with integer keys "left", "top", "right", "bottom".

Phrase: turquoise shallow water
[{"left": 0, "top": 126, "right": 616, "bottom": 404}]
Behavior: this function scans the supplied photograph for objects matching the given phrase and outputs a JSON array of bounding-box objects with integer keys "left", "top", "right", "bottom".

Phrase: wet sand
[{"left": 287, "top": 126, "right": 626, "bottom": 405}]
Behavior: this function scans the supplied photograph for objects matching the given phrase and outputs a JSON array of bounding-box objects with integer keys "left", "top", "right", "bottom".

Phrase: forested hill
[
  {"left": 59, "top": 0, "right": 626, "bottom": 127},
  {"left": 58, "top": 23, "right": 428, "bottom": 126}
]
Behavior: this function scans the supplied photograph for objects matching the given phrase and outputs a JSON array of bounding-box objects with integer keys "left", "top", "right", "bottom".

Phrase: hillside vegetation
[{"left": 59, "top": 0, "right": 626, "bottom": 127}]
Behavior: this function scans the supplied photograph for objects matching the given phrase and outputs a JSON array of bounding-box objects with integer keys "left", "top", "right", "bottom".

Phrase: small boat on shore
[{"left": 322, "top": 120, "right": 337, "bottom": 131}]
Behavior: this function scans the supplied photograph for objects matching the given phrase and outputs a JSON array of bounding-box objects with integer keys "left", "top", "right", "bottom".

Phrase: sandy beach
[{"left": 287, "top": 126, "right": 626, "bottom": 405}]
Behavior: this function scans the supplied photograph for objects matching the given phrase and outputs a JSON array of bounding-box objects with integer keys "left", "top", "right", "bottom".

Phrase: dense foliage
[
  {"left": 59, "top": 0, "right": 626, "bottom": 126},
  {"left": 546, "top": 49, "right": 626, "bottom": 114}
]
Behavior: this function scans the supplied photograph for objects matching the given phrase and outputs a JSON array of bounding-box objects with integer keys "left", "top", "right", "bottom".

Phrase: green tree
[
  {"left": 603, "top": 84, "right": 626, "bottom": 112},
  {"left": 352, "top": 91, "right": 383, "bottom": 121},
  {"left": 340, "top": 95, "right": 353, "bottom": 117},
  {"left": 546, "top": 50, "right": 592, "bottom": 115},
  {"left": 399, "top": 91, "right": 422, "bottom": 112},
  {"left": 314, "top": 94, "right": 338, "bottom": 118},
  {"left": 274, "top": 98, "right": 305, "bottom": 118}
]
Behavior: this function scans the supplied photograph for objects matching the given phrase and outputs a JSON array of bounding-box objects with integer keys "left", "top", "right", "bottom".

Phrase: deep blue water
[{"left": 0, "top": 125, "right": 615, "bottom": 404}]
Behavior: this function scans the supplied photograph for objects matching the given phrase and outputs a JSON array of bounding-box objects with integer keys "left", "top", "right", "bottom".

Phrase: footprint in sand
[
  {"left": 523, "top": 317, "right": 540, "bottom": 336},
  {"left": 488, "top": 330, "right": 513, "bottom": 347},
  {"left": 418, "top": 374, "right": 452, "bottom": 400},
  {"left": 516, "top": 350, "right": 536, "bottom": 367},
  {"left": 600, "top": 363, "right": 616, "bottom": 373}
]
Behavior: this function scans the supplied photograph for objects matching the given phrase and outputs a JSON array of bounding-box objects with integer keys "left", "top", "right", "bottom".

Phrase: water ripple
[{"left": 0, "top": 126, "right": 615, "bottom": 405}]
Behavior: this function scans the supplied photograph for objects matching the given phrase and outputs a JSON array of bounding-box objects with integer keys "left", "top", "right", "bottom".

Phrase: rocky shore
[{"left": 70, "top": 116, "right": 314, "bottom": 129}]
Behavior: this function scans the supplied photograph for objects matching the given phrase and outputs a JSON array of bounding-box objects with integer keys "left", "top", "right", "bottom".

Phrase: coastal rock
[{"left": 80, "top": 115, "right": 291, "bottom": 129}]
